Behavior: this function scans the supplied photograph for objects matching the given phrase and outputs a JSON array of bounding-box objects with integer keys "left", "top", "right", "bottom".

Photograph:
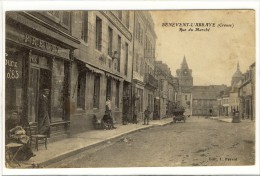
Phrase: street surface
[{"left": 48, "top": 117, "right": 255, "bottom": 168}]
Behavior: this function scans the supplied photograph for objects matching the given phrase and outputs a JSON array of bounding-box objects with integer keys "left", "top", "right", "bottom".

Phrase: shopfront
[{"left": 5, "top": 12, "right": 80, "bottom": 139}]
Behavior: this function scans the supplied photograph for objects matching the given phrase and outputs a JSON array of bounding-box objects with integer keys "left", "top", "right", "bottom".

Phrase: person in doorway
[
  {"left": 38, "top": 88, "right": 51, "bottom": 137},
  {"left": 6, "top": 110, "right": 35, "bottom": 161},
  {"left": 143, "top": 106, "right": 151, "bottom": 125}
]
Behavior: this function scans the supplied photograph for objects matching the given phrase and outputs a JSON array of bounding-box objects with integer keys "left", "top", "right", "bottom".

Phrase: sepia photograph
[{"left": 1, "top": 1, "right": 259, "bottom": 175}]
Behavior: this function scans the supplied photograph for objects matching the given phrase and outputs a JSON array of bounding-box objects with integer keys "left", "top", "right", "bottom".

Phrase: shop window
[
  {"left": 126, "top": 11, "right": 130, "bottom": 28},
  {"left": 117, "top": 35, "right": 121, "bottom": 72},
  {"left": 115, "top": 81, "right": 120, "bottom": 108},
  {"left": 81, "top": 11, "right": 88, "bottom": 42},
  {"left": 93, "top": 75, "right": 100, "bottom": 108},
  {"left": 5, "top": 52, "right": 23, "bottom": 117},
  {"left": 77, "top": 71, "right": 86, "bottom": 109},
  {"left": 51, "top": 59, "right": 66, "bottom": 122},
  {"left": 125, "top": 42, "right": 128, "bottom": 76},
  {"left": 96, "top": 16, "right": 102, "bottom": 51},
  {"left": 108, "top": 26, "right": 113, "bottom": 57}
]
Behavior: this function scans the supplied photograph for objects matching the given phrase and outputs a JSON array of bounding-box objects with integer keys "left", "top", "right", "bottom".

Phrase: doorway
[{"left": 28, "top": 67, "right": 52, "bottom": 123}]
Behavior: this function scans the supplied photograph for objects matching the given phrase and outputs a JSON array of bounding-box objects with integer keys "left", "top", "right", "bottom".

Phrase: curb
[{"left": 35, "top": 120, "right": 172, "bottom": 168}]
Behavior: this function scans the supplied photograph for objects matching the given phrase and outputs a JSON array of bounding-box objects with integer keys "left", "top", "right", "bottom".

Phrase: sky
[{"left": 150, "top": 10, "right": 255, "bottom": 86}]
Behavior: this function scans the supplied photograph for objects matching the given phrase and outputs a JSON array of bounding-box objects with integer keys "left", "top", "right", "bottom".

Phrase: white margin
[{"left": 1, "top": 0, "right": 259, "bottom": 175}]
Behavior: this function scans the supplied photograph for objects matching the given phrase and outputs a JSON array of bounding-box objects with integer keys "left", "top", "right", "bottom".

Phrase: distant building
[
  {"left": 192, "top": 85, "right": 227, "bottom": 116},
  {"left": 155, "top": 61, "right": 178, "bottom": 119},
  {"left": 239, "top": 62, "right": 255, "bottom": 121},
  {"left": 218, "top": 62, "right": 244, "bottom": 117}
]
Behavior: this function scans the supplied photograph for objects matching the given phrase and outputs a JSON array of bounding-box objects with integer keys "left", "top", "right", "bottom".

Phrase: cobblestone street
[{"left": 49, "top": 117, "right": 255, "bottom": 168}]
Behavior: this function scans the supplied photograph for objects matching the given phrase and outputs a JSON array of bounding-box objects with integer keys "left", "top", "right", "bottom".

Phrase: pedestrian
[
  {"left": 6, "top": 110, "right": 35, "bottom": 161},
  {"left": 143, "top": 106, "right": 151, "bottom": 125},
  {"left": 38, "top": 88, "right": 51, "bottom": 137},
  {"left": 103, "top": 110, "right": 116, "bottom": 129},
  {"left": 105, "top": 96, "right": 112, "bottom": 117}
]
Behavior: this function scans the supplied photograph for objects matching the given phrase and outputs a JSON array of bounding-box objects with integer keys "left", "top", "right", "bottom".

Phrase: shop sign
[
  {"left": 6, "top": 58, "right": 19, "bottom": 80},
  {"left": 23, "top": 34, "right": 70, "bottom": 59}
]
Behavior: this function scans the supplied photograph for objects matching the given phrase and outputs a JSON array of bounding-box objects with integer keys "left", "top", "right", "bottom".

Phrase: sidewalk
[
  {"left": 13, "top": 118, "right": 173, "bottom": 168},
  {"left": 209, "top": 116, "right": 254, "bottom": 123}
]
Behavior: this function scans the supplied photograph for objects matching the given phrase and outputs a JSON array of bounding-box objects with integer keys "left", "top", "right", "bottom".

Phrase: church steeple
[
  {"left": 231, "top": 61, "right": 243, "bottom": 87},
  {"left": 181, "top": 55, "right": 189, "bottom": 69},
  {"left": 237, "top": 62, "right": 240, "bottom": 72}
]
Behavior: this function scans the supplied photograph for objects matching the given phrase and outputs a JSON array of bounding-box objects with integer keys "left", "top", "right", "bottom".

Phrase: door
[
  {"left": 28, "top": 67, "right": 52, "bottom": 123},
  {"left": 39, "top": 68, "right": 52, "bottom": 121},
  {"left": 28, "top": 68, "right": 39, "bottom": 123}
]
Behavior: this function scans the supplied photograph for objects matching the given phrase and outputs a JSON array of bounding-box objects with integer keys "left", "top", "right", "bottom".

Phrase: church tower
[
  {"left": 231, "top": 62, "right": 243, "bottom": 87},
  {"left": 176, "top": 56, "right": 193, "bottom": 92},
  {"left": 176, "top": 56, "right": 193, "bottom": 109}
]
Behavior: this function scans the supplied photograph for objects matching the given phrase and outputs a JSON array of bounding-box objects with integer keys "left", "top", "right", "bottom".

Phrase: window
[
  {"left": 108, "top": 27, "right": 113, "bottom": 57},
  {"left": 135, "top": 54, "right": 139, "bottom": 73},
  {"left": 115, "top": 81, "right": 120, "bottom": 108},
  {"left": 106, "top": 78, "right": 112, "bottom": 99},
  {"left": 136, "top": 22, "right": 140, "bottom": 39},
  {"left": 125, "top": 42, "right": 128, "bottom": 76},
  {"left": 140, "top": 28, "right": 143, "bottom": 44},
  {"left": 93, "top": 75, "right": 100, "bottom": 108},
  {"left": 118, "top": 11, "right": 122, "bottom": 20},
  {"left": 46, "top": 11, "right": 70, "bottom": 28},
  {"left": 126, "top": 11, "right": 130, "bottom": 28},
  {"left": 117, "top": 35, "right": 121, "bottom": 72},
  {"left": 96, "top": 17, "right": 102, "bottom": 51},
  {"left": 77, "top": 71, "right": 86, "bottom": 109},
  {"left": 81, "top": 12, "right": 88, "bottom": 42},
  {"left": 185, "top": 95, "right": 187, "bottom": 100}
]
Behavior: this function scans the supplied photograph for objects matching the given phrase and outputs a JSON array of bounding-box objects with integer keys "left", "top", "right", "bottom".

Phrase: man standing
[
  {"left": 143, "top": 106, "right": 151, "bottom": 125},
  {"left": 38, "top": 89, "right": 50, "bottom": 137}
]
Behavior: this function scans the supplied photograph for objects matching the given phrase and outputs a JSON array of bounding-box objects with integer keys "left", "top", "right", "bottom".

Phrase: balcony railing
[{"left": 144, "top": 73, "right": 158, "bottom": 89}]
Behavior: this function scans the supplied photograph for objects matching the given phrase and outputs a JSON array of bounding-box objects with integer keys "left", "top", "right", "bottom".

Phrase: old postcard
[{"left": 1, "top": 1, "right": 259, "bottom": 175}]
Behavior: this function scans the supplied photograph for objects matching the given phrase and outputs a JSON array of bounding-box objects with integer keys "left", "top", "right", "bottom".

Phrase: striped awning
[
  {"left": 85, "top": 63, "right": 104, "bottom": 75},
  {"left": 105, "top": 72, "right": 123, "bottom": 81}
]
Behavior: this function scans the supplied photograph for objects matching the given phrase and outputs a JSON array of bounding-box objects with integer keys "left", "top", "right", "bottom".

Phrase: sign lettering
[{"left": 6, "top": 59, "right": 19, "bottom": 80}]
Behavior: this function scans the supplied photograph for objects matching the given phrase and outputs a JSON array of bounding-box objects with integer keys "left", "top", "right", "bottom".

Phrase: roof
[{"left": 192, "top": 85, "right": 227, "bottom": 100}]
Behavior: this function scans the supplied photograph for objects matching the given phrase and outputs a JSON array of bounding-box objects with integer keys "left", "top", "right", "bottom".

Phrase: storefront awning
[
  {"left": 105, "top": 72, "right": 123, "bottom": 81},
  {"left": 85, "top": 64, "right": 104, "bottom": 75}
]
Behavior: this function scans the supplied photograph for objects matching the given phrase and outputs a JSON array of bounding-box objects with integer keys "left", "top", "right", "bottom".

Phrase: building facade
[
  {"left": 239, "top": 62, "right": 255, "bottom": 121},
  {"left": 132, "top": 11, "right": 157, "bottom": 121},
  {"left": 70, "top": 11, "right": 134, "bottom": 133},
  {"left": 218, "top": 62, "right": 244, "bottom": 117},
  {"left": 192, "top": 85, "right": 227, "bottom": 116},
  {"left": 5, "top": 11, "right": 80, "bottom": 139},
  {"left": 155, "top": 61, "right": 178, "bottom": 119}
]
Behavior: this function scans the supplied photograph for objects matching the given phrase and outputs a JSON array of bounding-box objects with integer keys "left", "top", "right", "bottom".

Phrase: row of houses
[
  {"left": 217, "top": 62, "right": 256, "bottom": 121},
  {"left": 5, "top": 11, "right": 179, "bottom": 141}
]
